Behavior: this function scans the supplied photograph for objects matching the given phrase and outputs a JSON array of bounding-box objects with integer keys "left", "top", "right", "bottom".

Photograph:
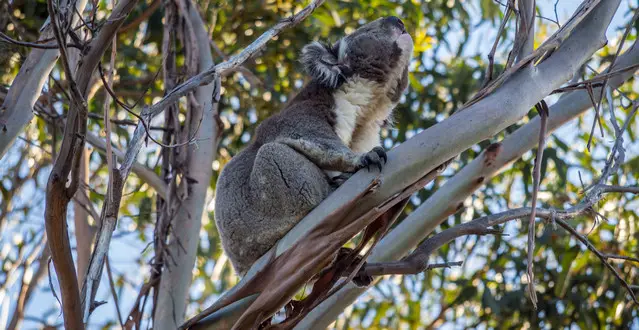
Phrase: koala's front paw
[{"left": 358, "top": 146, "right": 387, "bottom": 172}]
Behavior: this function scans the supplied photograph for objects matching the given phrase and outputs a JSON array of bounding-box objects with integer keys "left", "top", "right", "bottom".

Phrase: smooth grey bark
[
  {"left": 152, "top": 3, "right": 219, "bottom": 329},
  {"left": 0, "top": 0, "right": 88, "bottom": 158},
  {"left": 73, "top": 149, "right": 93, "bottom": 286},
  {"left": 193, "top": 0, "right": 622, "bottom": 328}
]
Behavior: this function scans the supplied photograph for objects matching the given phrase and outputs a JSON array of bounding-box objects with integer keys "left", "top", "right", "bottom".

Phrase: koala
[{"left": 215, "top": 16, "right": 414, "bottom": 276}]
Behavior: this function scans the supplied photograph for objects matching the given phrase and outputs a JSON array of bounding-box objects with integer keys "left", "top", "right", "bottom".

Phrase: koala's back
[{"left": 214, "top": 108, "right": 334, "bottom": 275}]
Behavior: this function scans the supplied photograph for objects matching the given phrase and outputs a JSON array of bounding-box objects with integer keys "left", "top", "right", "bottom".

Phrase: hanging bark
[{"left": 152, "top": 1, "right": 221, "bottom": 328}]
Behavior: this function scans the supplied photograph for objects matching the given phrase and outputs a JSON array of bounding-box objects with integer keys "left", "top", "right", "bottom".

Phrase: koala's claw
[
  {"left": 359, "top": 147, "right": 387, "bottom": 172},
  {"left": 372, "top": 146, "right": 388, "bottom": 164}
]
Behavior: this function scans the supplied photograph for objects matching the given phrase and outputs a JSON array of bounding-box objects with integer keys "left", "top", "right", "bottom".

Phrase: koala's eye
[{"left": 385, "top": 16, "right": 406, "bottom": 33}]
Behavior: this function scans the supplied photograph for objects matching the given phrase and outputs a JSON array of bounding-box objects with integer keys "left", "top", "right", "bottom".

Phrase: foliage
[{"left": 0, "top": 0, "right": 637, "bottom": 329}]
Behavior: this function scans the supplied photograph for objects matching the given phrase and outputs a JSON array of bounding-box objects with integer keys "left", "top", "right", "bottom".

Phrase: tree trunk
[
  {"left": 153, "top": 3, "right": 219, "bottom": 328},
  {"left": 74, "top": 149, "right": 94, "bottom": 286}
]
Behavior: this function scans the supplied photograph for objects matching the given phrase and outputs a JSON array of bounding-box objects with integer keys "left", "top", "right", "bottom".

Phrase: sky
[{"left": 0, "top": 0, "right": 637, "bottom": 329}]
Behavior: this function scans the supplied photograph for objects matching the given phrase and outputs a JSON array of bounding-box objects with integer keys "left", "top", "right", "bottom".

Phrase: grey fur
[{"left": 215, "top": 16, "right": 413, "bottom": 276}]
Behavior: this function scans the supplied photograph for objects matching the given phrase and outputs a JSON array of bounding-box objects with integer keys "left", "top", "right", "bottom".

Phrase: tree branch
[
  {"left": 192, "top": 1, "right": 622, "bottom": 328},
  {"left": 293, "top": 4, "right": 637, "bottom": 328},
  {"left": 44, "top": 0, "right": 90, "bottom": 327}
]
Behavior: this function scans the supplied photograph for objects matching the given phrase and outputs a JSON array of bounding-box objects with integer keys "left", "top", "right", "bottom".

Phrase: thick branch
[
  {"left": 193, "top": 1, "right": 622, "bottom": 328},
  {"left": 44, "top": 0, "right": 90, "bottom": 327},
  {"left": 298, "top": 40, "right": 639, "bottom": 329},
  {"left": 357, "top": 182, "right": 638, "bottom": 303}
]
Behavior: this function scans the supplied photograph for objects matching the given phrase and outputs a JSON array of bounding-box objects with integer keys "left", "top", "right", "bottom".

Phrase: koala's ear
[{"left": 300, "top": 41, "right": 350, "bottom": 89}]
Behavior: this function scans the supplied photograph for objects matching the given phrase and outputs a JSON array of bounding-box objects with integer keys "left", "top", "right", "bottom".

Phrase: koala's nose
[{"left": 385, "top": 16, "right": 406, "bottom": 33}]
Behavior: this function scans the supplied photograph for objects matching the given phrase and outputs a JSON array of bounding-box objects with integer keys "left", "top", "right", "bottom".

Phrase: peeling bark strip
[
  {"left": 180, "top": 178, "right": 384, "bottom": 329},
  {"left": 183, "top": 164, "right": 447, "bottom": 329},
  {"left": 526, "top": 100, "right": 549, "bottom": 310}
]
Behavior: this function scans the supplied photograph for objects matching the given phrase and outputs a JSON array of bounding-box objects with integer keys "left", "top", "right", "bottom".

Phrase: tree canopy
[{"left": 0, "top": 0, "right": 637, "bottom": 329}]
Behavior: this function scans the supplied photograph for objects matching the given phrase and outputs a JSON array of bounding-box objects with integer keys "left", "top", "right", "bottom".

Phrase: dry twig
[
  {"left": 483, "top": 0, "right": 515, "bottom": 86},
  {"left": 525, "top": 100, "right": 548, "bottom": 309},
  {"left": 586, "top": 7, "right": 639, "bottom": 151}
]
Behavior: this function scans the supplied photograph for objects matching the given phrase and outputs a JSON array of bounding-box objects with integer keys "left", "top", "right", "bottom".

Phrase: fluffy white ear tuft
[{"left": 300, "top": 41, "right": 350, "bottom": 89}]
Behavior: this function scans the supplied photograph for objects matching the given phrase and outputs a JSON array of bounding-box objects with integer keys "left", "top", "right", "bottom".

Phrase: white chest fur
[{"left": 331, "top": 76, "right": 395, "bottom": 153}]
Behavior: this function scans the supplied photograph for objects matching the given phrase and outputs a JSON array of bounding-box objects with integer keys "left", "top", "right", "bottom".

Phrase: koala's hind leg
[
  {"left": 250, "top": 141, "right": 333, "bottom": 227},
  {"left": 222, "top": 142, "right": 334, "bottom": 275}
]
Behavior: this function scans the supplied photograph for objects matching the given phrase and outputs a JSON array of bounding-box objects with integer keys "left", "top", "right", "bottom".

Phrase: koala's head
[{"left": 301, "top": 16, "right": 413, "bottom": 95}]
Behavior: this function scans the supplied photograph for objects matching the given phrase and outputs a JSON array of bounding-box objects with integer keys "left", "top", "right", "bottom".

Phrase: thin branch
[
  {"left": 0, "top": 31, "right": 84, "bottom": 49},
  {"left": 103, "top": 38, "right": 117, "bottom": 204},
  {"left": 526, "top": 100, "right": 548, "bottom": 309},
  {"left": 604, "top": 254, "right": 639, "bottom": 264},
  {"left": 551, "top": 63, "right": 639, "bottom": 94},
  {"left": 358, "top": 261, "right": 464, "bottom": 277},
  {"left": 553, "top": 0, "right": 560, "bottom": 27},
  {"left": 590, "top": 7, "right": 639, "bottom": 142},
  {"left": 555, "top": 218, "right": 638, "bottom": 304},
  {"left": 105, "top": 257, "right": 125, "bottom": 328},
  {"left": 124, "top": 277, "right": 159, "bottom": 329},
  {"left": 586, "top": 83, "right": 605, "bottom": 150},
  {"left": 601, "top": 185, "right": 639, "bottom": 194},
  {"left": 483, "top": 0, "right": 514, "bottom": 86},
  {"left": 87, "top": 112, "right": 170, "bottom": 131}
]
